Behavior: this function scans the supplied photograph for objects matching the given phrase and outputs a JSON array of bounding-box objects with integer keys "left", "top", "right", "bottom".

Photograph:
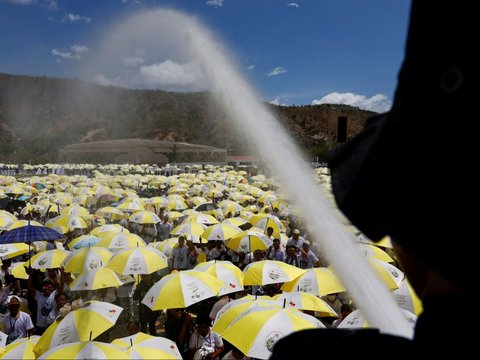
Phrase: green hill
[{"left": 0, "top": 73, "right": 375, "bottom": 164}]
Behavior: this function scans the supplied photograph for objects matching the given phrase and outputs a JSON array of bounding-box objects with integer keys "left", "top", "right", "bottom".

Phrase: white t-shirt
[
  {"left": 172, "top": 246, "right": 189, "bottom": 270},
  {"left": 189, "top": 329, "right": 224, "bottom": 360},
  {"left": 2, "top": 311, "right": 34, "bottom": 343},
  {"left": 35, "top": 290, "right": 57, "bottom": 328}
]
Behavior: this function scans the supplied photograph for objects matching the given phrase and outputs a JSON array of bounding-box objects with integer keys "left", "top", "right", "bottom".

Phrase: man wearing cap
[
  {"left": 286, "top": 229, "right": 305, "bottom": 252},
  {"left": 2, "top": 295, "right": 34, "bottom": 344}
]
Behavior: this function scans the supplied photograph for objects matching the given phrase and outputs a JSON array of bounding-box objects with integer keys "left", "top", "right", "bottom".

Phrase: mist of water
[{"left": 87, "top": 8, "right": 412, "bottom": 338}]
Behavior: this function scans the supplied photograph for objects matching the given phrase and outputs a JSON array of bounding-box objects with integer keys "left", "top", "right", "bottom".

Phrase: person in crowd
[
  {"left": 189, "top": 313, "right": 224, "bottom": 360},
  {"left": 266, "top": 238, "right": 285, "bottom": 261},
  {"left": 2, "top": 295, "right": 34, "bottom": 344},
  {"left": 164, "top": 308, "right": 194, "bottom": 359},
  {"left": 298, "top": 241, "right": 321, "bottom": 269},
  {"left": 133, "top": 274, "right": 160, "bottom": 336},
  {"left": 156, "top": 214, "right": 172, "bottom": 241},
  {"left": 172, "top": 235, "right": 189, "bottom": 271},
  {"left": 286, "top": 229, "right": 305, "bottom": 252}
]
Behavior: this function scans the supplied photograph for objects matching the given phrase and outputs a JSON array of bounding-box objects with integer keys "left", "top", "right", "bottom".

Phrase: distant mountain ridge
[{"left": 0, "top": 73, "right": 376, "bottom": 164}]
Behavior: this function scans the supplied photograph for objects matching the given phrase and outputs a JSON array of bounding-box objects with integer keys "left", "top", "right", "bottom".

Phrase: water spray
[{"left": 87, "top": 8, "right": 413, "bottom": 338}]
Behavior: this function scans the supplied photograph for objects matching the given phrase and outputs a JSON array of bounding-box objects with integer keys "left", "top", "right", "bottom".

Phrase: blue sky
[{"left": 0, "top": 0, "right": 411, "bottom": 112}]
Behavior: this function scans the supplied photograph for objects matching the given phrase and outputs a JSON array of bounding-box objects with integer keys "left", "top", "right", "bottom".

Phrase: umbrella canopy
[
  {"left": 226, "top": 229, "right": 273, "bottom": 253},
  {"left": 0, "top": 243, "right": 29, "bottom": 259},
  {"left": 170, "top": 222, "right": 206, "bottom": 237},
  {"left": 5, "top": 220, "right": 43, "bottom": 231},
  {"left": 183, "top": 213, "right": 219, "bottom": 225},
  {"left": 221, "top": 307, "right": 324, "bottom": 359},
  {"left": 30, "top": 249, "right": 71, "bottom": 270},
  {"left": 141, "top": 270, "right": 223, "bottom": 310},
  {"left": 33, "top": 301, "right": 123, "bottom": 357},
  {"left": 67, "top": 235, "right": 101, "bottom": 250},
  {"left": 201, "top": 223, "right": 242, "bottom": 242},
  {"left": 0, "top": 224, "right": 64, "bottom": 244},
  {"left": 69, "top": 267, "right": 128, "bottom": 291},
  {"left": 369, "top": 259, "right": 404, "bottom": 290},
  {"left": 392, "top": 278, "right": 423, "bottom": 316},
  {"left": 212, "top": 296, "right": 282, "bottom": 334},
  {"left": 95, "top": 207, "right": 126, "bottom": 220},
  {"left": 194, "top": 202, "right": 219, "bottom": 212},
  {"left": 106, "top": 247, "right": 168, "bottom": 275},
  {"left": 337, "top": 309, "right": 417, "bottom": 329},
  {"left": 62, "top": 247, "right": 113, "bottom": 274},
  {"left": 128, "top": 211, "right": 161, "bottom": 225},
  {"left": 243, "top": 260, "right": 306, "bottom": 286},
  {"left": 97, "top": 232, "right": 146, "bottom": 250},
  {"left": 249, "top": 214, "right": 285, "bottom": 238},
  {"left": 1, "top": 335, "right": 40, "bottom": 360},
  {"left": 273, "top": 292, "right": 338, "bottom": 316},
  {"left": 281, "top": 267, "right": 346, "bottom": 296},
  {"left": 37, "top": 341, "right": 127, "bottom": 360},
  {"left": 358, "top": 243, "right": 394, "bottom": 263},
  {"left": 10, "top": 261, "right": 29, "bottom": 279},
  {"left": 194, "top": 260, "right": 244, "bottom": 295},
  {"left": 111, "top": 332, "right": 182, "bottom": 359},
  {"left": 90, "top": 224, "right": 127, "bottom": 236}
]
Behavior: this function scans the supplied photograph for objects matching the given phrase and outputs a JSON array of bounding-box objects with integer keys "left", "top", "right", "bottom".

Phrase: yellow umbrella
[
  {"left": 183, "top": 213, "right": 219, "bottom": 225},
  {"left": 97, "top": 232, "right": 146, "bottom": 250},
  {"left": 36, "top": 341, "right": 127, "bottom": 359},
  {"left": 0, "top": 335, "right": 40, "bottom": 359},
  {"left": 194, "top": 260, "right": 244, "bottom": 295},
  {"left": 128, "top": 210, "right": 161, "bottom": 224},
  {"left": 249, "top": 214, "right": 285, "bottom": 238},
  {"left": 5, "top": 220, "right": 42, "bottom": 231},
  {"left": 106, "top": 247, "right": 168, "bottom": 275},
  {"left": 62, "top": 247, "right": 113, "bottom": 273},
  {"left": 141, "top": 270, "right": 223, "bottom": 310},
  {"left": 10, "top": 261, "right": 29, "bottom": 280},
  {"left": 90, "top": 224, "right": 127, "bottom": 236},
  {"left": 111, "top": 332, "right": 182, "bottom": 359},
  {"left": 221, "top": 307, "right": 324, "bottom": 359},
  {"left": 170, "top": 222, "right": 206, "bottom": 237},
  {"left": 0, "top": 243, "right": 29, "bottom": 259},
  {"left": 69, "top": 267, "right": 130, "bottom": 291},
  {"left": 212, "top": 296, "right": 282, "bottom": 334},
  {"left": 392, "top": 278, "right": 423, "bottom": 316},
  {"left": 222, "top": 217, "right": 249, "bottom": 228},
  {"left": 149, "top": 238, "right": 178, "bottom": 257},
  {"left": 201, "top": 223, "right": 242, "bottom": 242},
  {"left": 60, "top": 204, "right": 90, "bottom": 217},
  {"left": 358, "top": 243, "right": 394, "bottom": 263},
  {"left": 29, "top": 249, "right": 71, "bottom": 270},
  {"left": 368, "top": 259, "right": 404, "bottom": 290},
  {"left": 243, "top": 260, "right": 306, "bottom": 286},
  {"left": 226, "top": 229, "right": 273, "bottom": 253},
  {"left": 281, "top": 267, "right": 346, "bottom": 296},
  {"left": 273, "top": 292, "right": 338, "bottom": 316},
  {"left": 95, "top": 207, "right": 126, "bottom": 220},
  {"left": 54, "top": 215, "right": 88, "bottom": 229},
  {"left": 33, "top": 301, "right": 123, "bottom": 357},
  {"left": 337, "top": 308, "right": 417, "bottom": 330},
  {"left": 0, "top": 215, "right": 15, "bottom": 230}
]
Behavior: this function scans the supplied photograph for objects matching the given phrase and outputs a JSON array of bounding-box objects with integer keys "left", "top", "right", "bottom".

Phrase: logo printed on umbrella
[
  {"left": 84, "top": 282, "right": 89, "bottom": 287},
  {"left": 289, "top": 301, "right": 296, "bottom": 306},
  {"left": 0, "top": 246, "right": 7, "bottom": 254},
  {"left": 265, "top": 331, "right": 283, "bottom": 351},
  {"left": 229, "top": 283, "right": 236, "bottom": 288},
  {"left": 39, "top": 258, "right": 47, "bottom": 266}
]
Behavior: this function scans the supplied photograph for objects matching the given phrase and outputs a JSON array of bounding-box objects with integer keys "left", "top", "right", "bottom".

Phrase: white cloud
[
  {"left": 266, "top": 67, "right": 287, "bottom": 76},
  {"left": 247, "top": 65, "right": 255, "bottom": 70},
  {"left": 61, "top": 13, "right": 92, "bottom": 23},
  {"left": 51, "top": 45, "right": 89, "bottom": 60},
  {"left": 206, "top": 0, "right": 223, "bottom": 7},
  {"left": 5, "top": 0, "right": 57, "bottom": 8},
  {"left": 122, "top": 56, "right": 145, "bottom": 68},
  {"left": 270, "top": 97, "right": 287, "bottom": 106},
  {"left": 136, "top": 60, "right": 207, "bottom": 88},
  {"left": 92, "top": 74, "right": 122, "bottom": 87},
  {"left": 5, "top": 0, "right": 36, "bottom": 4},
  {"left": 312, "top": 92, "right": 391, "bottom": 113},
  {"left": 287, "top": 2, "right": 299, "bottom": 8}
]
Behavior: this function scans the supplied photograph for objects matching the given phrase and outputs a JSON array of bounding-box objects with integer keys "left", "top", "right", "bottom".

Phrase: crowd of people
[{"left": 0, "top": 163, "right": 370, "bottom": 358}]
